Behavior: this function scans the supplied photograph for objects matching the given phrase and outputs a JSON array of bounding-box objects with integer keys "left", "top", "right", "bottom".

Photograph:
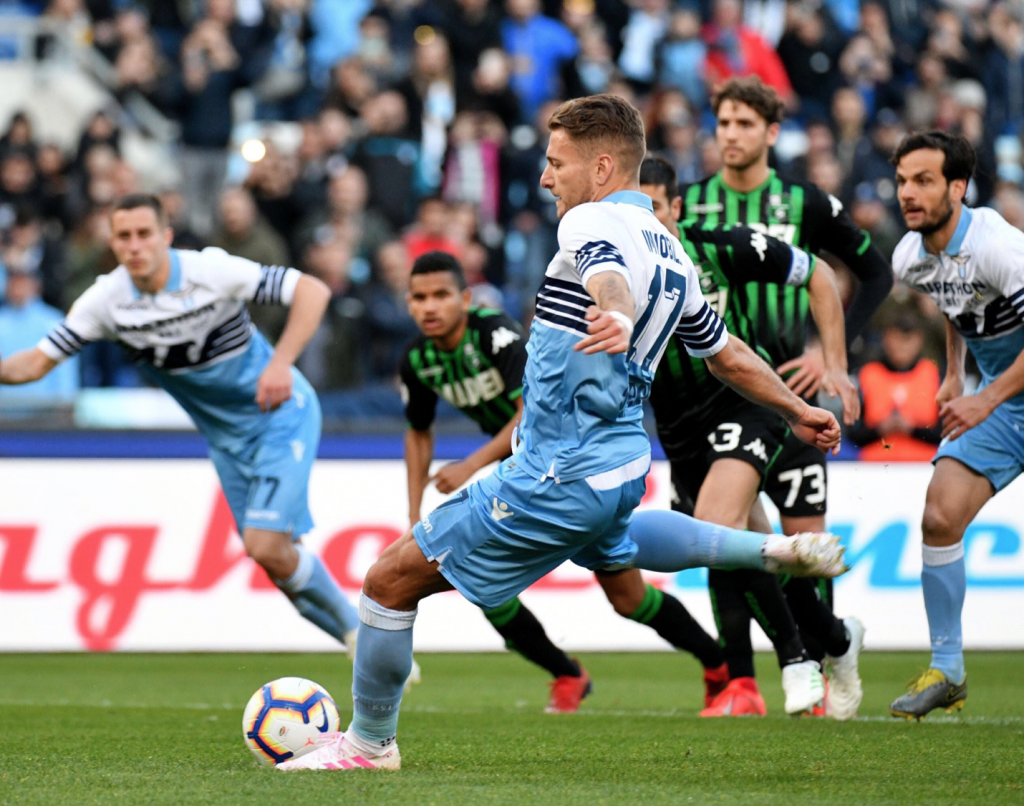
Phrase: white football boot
[
  {"left": 826, "top": 617, "right": 865, "bottom": 721},
  {"left": 782, "top": 659, "right": 826, "bottom": 715},
  {"left": 763, "top": 533, "right": 847, "bottom": 578},
  {"left": 276, "top": 732, "right": 401, "bottom": 771}
]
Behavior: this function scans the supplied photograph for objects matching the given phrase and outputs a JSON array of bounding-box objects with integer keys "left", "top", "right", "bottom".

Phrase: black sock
[
  {"left": 631, "top": 584, "right": 724, "bottom": 669},
  {"left": 712, "top": 568, "right": 809, "bottom": 671},
  {"left": 483, "top": 598, "right": 580, "bottom": 679},
  {"left": 783, "top": 576, "right": 850, "bottom": 660},
  {"left": 709, "top": 569, "right": 755, "bottom": 678}
]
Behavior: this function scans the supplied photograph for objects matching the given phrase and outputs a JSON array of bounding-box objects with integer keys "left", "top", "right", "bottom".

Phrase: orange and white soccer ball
[{"left": 242, "top": 677, "right": 341, "bottom": 766}]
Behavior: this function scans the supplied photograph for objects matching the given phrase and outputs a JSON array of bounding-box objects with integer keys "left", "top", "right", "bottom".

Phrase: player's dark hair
[
  {"left": 712, "top": 77, "right": 786, "bottom": 125},
  {"left": 410, "top": 250, "right": 467, "bottom": 290},
  {"left": 111, "top": 193, "right": 167, "bottom": 225},
  {"left": 889, "top": 130, "right": 976, "bottom": 184},
  {"left": 639, "top": 155, "right": 679, "bottom": 200},
  {"left": 548, "top": 94, "right": 647, "bottom": 173}
]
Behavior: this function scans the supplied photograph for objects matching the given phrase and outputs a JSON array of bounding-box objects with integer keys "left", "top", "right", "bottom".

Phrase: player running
[
  {"left": 278, "top": 94, "right": 846, "bottom": 773},
  {"left": 0, "top": 194, "right": 366, "bottom": 658},
  {"left": 639, "top": 155, "right": 863, "bottom": 718},
  {"left": 401, "top": 250, "right": 728, "bottom": 713},
  {"left": 680, "top": 77, "right": 892, "bottom": 715},
  {"left": 888, "top": 131, "right": 1024, "bottom": 719}
]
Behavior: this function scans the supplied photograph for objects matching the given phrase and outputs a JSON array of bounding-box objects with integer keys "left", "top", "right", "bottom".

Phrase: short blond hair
[{"left": 547, "top": 94, "right": 647, "bottom": 173}]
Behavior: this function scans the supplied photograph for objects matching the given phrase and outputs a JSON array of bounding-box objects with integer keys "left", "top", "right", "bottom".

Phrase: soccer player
[
  {"left": 888, "top": 131, "right": 1024, "bottom": 719},
  {"left": 278, "top": 94, "right": 845, "bottom": 772},
  {"left": 680, "top": 77, "right": 892, "bottom": 713},
  {"left": 401, "top": 250, "right": 728, "bottom": 713},
  {"left": 640, "top": 155, "right": 864, "bottom": 718},
  {"left": 0, "top": 194, "right": 364, "bottom": 655}
]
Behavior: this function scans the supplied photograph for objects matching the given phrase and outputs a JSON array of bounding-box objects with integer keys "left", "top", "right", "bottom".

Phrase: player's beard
[
  {"left": 723, "top": 141, "right": 767, "bottom": 173},
  {"left": 912, "top": 194, "right": 955, "bottom": 236}
]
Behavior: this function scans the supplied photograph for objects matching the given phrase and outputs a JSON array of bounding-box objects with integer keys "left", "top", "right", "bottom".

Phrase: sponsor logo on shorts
[
  {"left": 744, "top": 438, "right": 769, "bottom": 463},
  {"left": 491, "top": 498, "right": 514, "bottom": 522},
  {"left": 245, "top": 509, "right": 281, "bottom": 521}
]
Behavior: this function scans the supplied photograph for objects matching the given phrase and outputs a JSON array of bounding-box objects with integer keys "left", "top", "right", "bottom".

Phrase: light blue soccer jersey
[
  {"left": 516, "top": 191, "right": 728, "bottom": 482},
  {"left": 38, "top": 248, "right": 314, "bottom": 451},
  {"left": 892, "top": 207, "right": 1024, "bottom": 417}
]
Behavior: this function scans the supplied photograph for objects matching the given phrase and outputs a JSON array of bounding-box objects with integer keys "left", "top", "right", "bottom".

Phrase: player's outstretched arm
[
  {"left": 706, "top": 335, "right": 842, "bottom": 454},
  {"left": 802, "top": 259, "right": 859, "bottom": 424},
  {"left": 575, "top": 271, "right": 635, "bottom": 355},
  {"left": 432, "top": 397, "right": 524, "bottom": 495},
  {"left": 405, "top": 427, "right": 434, "bottom": 526},
  {"left": 0, "top": 348, "right": 58, "bottom": 385},
  {"left": 255, "top": 274, "right": 331, "bottom": 412}
]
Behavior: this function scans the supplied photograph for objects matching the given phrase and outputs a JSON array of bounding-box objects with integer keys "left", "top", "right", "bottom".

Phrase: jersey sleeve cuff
[
  {"left": 581, "top": 263, "right": 633, "bottom": 291},
  {"left": 37, "top": 336, "right": 68, "bottom": 362},
  {"left": 683, "top": 317, "right": 729, "bottom": 358},
  {"left": 279, "top": 268, "right": 302, "bottom": 305}
]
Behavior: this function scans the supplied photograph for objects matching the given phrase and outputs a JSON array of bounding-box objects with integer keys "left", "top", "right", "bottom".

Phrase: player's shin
[
  {"left": 349, "top": 593, "right": 417, "bottom": 752},
  {"left": 630, "top": 583, "right": 724, "bottom": 669},
  {"left": 484, "top": 598, "right": 581, "bottom": 679},
  {"left": 628, "top": 510, "right": 767, "bottom": 571},
  {"left": 278, "top": 544, "right": 361, "bottom": 646},
  {"left": 922, "top": 542, "right": 967, "bottom": 683}
]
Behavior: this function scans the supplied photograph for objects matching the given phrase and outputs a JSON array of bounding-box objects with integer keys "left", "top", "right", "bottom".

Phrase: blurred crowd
[{"left": 1, "top": 0, "right": 1024, "bottom": 440}]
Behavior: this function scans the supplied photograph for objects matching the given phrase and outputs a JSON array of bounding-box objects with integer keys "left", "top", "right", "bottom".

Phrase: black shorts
[
  {"left": 763, "top": 430, "right": 828, "bottom": 518},
  {"left": 665, "top": 401, "right": 788, "bottom": 516}
]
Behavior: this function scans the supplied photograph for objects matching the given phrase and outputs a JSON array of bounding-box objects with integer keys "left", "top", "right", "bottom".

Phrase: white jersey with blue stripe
[
  {"left": 892, "top": 206, "right": 1024, "bottom": 415},
  {"left": 516, "top": 190, "right": 728, "bottom": 482},
  {"left": 38, "top": 247, "right": 314, "bottom": 450}
]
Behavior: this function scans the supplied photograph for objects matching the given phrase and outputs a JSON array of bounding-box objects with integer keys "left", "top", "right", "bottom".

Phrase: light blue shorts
[
  {"left": 413, "top": 456, "right": 648, "bottom": 609},
  {"left": 934, "top": 405, "right": 1024, "bottom": 492},
  {"left": 209, "top": 394, "right": 321, "bottom": 538}
]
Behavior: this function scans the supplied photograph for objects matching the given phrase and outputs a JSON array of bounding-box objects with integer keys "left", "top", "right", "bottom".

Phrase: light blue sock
[
  {"left": 278, "top": 544, "right": 361, "bottom": 642},
  {"left": 628, "top": 510, "right": 766, "bottom": 572},
  {"left": 350, "top": 594, "right": 416, "bottom": 746},
  {"left": 922, "top": 542, "right": 966, "bottom": 683}
]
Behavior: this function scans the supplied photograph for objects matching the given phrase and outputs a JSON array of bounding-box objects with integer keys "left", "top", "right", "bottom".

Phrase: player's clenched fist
[
  {"left": 787, "top": 405, "right": 843, "bottom": 456},
  {"left": 255, "top": 358, "right": 293, "bottom": 412},
  {"left": 574, "top": 305, "right": 633, "bottom": 355}
]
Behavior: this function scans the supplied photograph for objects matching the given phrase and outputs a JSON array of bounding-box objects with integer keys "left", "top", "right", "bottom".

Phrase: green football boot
[{"left": 889, "top": 669, "right": 967, "bottom": 720}]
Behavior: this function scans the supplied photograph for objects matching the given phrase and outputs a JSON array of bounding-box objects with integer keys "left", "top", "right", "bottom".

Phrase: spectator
[
  {"left": 439, "top": 0, "right": 504, "bottom": 82},
  {"left": 656, "top": 5, "right": 707, "bottom": 110},
  {"left": 0, "top": 111, "right": 35, "bottom": 156},
  {"left": 0, "top": 150, "right": 41, "bottom": 227},
  {"left": 403, "top": 197, "right": 461, "bottom": 264},
  {"left": 2, "top": 207, "right": 66, "bottom": 312},
  {"left": 850, "top": 314, "right": 942, "bottom": 461},
  {"left": 501, "top": 0, "right": 578, "bottom": 121},
  {"left": 363, "top": 239, "right": 420, "bottom": 380},
  {"left": 0, "top": 261, "right": 79, "bottom": 407},
  {"left": 703, "top": 0, "right": 794, "bottom": 105},
  {"left": 244, "top": 141, "right": 310, "bottom": 255},
  {"left": 35, "top": 143, "right": 72, "bottom": 229},
  {"left": 297, "top": 232, "right": 366, "bottom": 391},
  {"left": 776, "top": 1, "right": 845, "bottom": 122},
  {"left": 254, "top": 0, "right": 318, "bottom": 121},
  {"left": 298, "top": 164, "right": 393, "bottom": 283},
  {"left": 441, "top": 112, "right": 505, "bottom": 228},
  {"left": 64, "top": 204, "right": 115, "bottom": 305},
  {"left": 461, "top": 49, "right": 522, "bottom": 132},
  {"left": 350, "top": 91, "right": 421, "bottom": 231},
  {"left": 618, "top": 0, "right": 671, "bottom": 90},
  {"left": 176, "top": 0, "right": 272, "bottom": 235},
  {"left": 307, "top": 0, "right": 374, "bottom": 89}
]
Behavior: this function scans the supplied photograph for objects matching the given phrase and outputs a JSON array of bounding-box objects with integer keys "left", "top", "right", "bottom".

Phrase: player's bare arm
[
  {"left": 405, "top": 427, "right": 434, "bottom": 525},
  {"left": 937, "top": 316, "right": 966, "bottom": 409},
  {"left": 576, "top": 271, "right": 636, "bottom": 355},
  {"left": 0, "top": 347, "right": 58, "bottom": 385},
  {"left": 707, "top": 335, "right": 842, "bottom": 454},
  {"left": 940, "top": 325, "right": 1024, "bottom": 440},
  {"left": 802, "top": 259, "right": 860, "bottom": 423},
  {"left": 431, "top": 396, "right": 524, "bottom": 495},
  {"left": 255, "top": 273, "right": 331, "bottom": 412}
]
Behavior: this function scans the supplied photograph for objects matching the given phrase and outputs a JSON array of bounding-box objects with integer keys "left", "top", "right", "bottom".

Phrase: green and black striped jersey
[
  {"left": 650, "top": 224, "right": 815, "bottom": 455},
  {"left": 681, "top": 169, "right": 884, "bottom": 365},
  {"left": 399, "top": 308, "right": 526, "bottom": 436}
]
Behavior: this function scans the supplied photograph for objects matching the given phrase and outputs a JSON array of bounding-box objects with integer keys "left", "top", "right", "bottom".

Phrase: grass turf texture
[{"left": 1, "top": 652, "right": 1021, "bottom": 805}]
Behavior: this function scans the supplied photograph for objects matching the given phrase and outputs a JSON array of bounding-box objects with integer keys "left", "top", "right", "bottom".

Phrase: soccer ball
[{"left": 242, "top": 677, "right": 341, "bottom": 766}]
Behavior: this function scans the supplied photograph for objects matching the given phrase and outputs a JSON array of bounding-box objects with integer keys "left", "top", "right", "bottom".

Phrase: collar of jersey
[
  {"left": 918, "top": 206, "right": 973, "bottom": 259},
  {"left": 718, "top": 168, "right": 774, "bottom": 197},
  {"left": 131, "top": 249, "right": 183, "bottom": 298},
  {"left": 601, "top": 190, "right": 653, "bottom": 210}
]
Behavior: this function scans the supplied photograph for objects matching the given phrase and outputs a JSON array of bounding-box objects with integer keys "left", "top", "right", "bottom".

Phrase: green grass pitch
[{"left": 1, "top": 652, "right": 1022, "bottom": 805}]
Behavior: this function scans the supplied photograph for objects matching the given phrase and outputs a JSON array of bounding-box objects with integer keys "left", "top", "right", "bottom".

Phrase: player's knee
[
  {"left": 921, "top": 502, "right": 958, "bottom": 544},
  {"left": 244, "top": 533, "right": 294, "bottom": 579},
  {"left": 363, "top": 557, "right": 406, "bottom": 610}
]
